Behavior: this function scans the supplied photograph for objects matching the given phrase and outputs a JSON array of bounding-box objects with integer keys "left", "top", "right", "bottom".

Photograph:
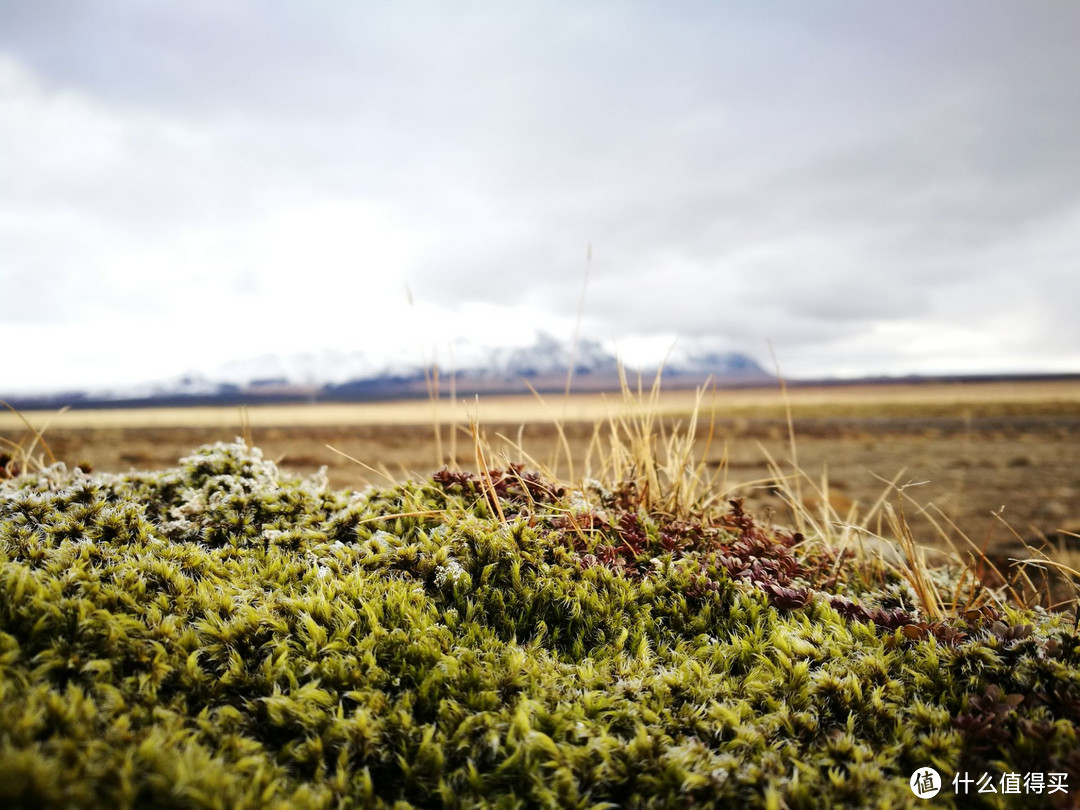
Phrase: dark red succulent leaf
[
  {"left": 432, "top": 465, "right": 565, "bottom": 512},
  {"left": 763, "top": 582, "right": 811, "bottom": 610}
]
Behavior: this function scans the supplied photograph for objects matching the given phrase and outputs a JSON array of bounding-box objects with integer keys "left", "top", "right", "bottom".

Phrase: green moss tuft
[{"left": 1, "top": 440, "right": 1077, "bottom": 808}]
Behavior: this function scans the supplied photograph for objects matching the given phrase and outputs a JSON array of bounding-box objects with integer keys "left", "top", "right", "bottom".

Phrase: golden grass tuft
[{"left": 0, "top": 398, "right": 64, "bottom": 478}]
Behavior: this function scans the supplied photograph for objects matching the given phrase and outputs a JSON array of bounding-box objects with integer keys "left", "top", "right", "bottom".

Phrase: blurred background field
[{"left": 5, "top": 378, "right": 1078, "bottom": 563}]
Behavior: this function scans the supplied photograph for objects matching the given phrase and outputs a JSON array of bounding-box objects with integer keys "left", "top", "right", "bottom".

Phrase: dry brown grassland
[{"left": 3, "top": 379, "right": 1078, "bottom": 572}]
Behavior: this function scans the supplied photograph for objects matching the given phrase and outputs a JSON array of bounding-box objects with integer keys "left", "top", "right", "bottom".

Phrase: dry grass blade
[
  {"left": 661, "top": 381, "right": 712, "bottom": 518},
  {"left": 988, "top": 517, "right": 1080, "bottom": 611},
  {"left": 864, "top": 469, "right": 912, "bottom": 540},
  {"left": 356, "top": 510, "right": 446, "bottom": 526},
  {"left": 760, "top": 458, "right": 909, "bottom": 593},
  {"left": 467, "top": 398, "right": 506, "bottom": 524},
  {"left": 883, "top": 495, "right": 944, "bottom": 622},
  {"left": 0, "top": 399, "right": 67, "bottom": 473},
  {"left": 407, "top": 281, "right": 447, "bottom": 470},
  {"left": 621, "top": 361, "right": 666, "bottom": 512},
  {"left": 1011, "top": 557, "right": 1080, "bottom": 610},
  {"left": 984, "top": 510, "right": 1058, "bottom": 607},
  {"left": 768, "top": 343, "right": 803, "bottom": 535},
  {"left": 919, "top": 503, "right": 1018, "bottom": 610},
  {"left": 493, "top": 431, "right": 557, "bottom": 483},
  {"left": 523, "top": 379, "right": 576, "bottom": 484},
  {"left": 325, "top": 444, "right": 398, "bottom": 485},
  {"left": 448, "top": 347, "right": 458, "bottom": 470},
  {"left": 425, "top": 362, "right": 444, "bottom": 469},
  {"left": 576, "top": 361, "right": 736, "bottom": 522},
  {"left": 239, "top": 405, "right": 253, "bottom": 451}
]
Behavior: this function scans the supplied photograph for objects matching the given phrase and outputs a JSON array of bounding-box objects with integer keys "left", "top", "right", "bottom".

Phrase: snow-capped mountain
[
  {"left": 440, "top": 334, "right": 620, "bottom": 380},
  {"left": 215, "top": 333, "right": 769, "bottom": 397},
  {"left": 7, "top": 335, "right": 770, "bottom": 409}
]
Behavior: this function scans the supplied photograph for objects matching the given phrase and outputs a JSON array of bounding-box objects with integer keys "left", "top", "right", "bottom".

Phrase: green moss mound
[{"left": 1, "top": 441, "right": 1078, "bottom": 809}]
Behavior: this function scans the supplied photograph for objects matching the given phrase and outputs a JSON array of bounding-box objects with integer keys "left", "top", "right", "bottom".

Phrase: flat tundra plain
[{"left": 4, "top": 379, "right": 1078, "bottom": 559}]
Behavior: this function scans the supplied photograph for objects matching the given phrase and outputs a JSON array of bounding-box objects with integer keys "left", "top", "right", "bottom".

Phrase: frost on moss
[{"left": 1, "top": 440, "right": 1079, "bottom": 809}]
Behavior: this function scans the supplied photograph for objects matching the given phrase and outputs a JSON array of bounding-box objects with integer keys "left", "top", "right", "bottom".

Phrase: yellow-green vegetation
[{"left": 2, "top": 438, "right": 1079, "bottom": 809}]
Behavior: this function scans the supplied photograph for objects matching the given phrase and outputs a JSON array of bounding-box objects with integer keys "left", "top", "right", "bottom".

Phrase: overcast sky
[{"left": 3, "top": 2, "right": 1079, "bottom": 393}]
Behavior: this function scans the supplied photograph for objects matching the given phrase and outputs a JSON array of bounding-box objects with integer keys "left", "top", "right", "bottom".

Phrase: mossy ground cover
[{"left": 2, "top": 440, "right": 1078, "bottom": 808}]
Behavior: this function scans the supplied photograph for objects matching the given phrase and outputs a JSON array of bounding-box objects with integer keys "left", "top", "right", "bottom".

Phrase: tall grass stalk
[
  {"left": 467, "top": 397, "right": 507, "bottom": 524},
  {"left": 768, "top": 342, "right": 803, "bottom": 534},
  {"left": 1, "top": 398, "right": 64, "bottom": 474}
]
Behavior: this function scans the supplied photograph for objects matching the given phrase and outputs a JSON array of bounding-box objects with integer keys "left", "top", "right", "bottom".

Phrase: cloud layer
[{"left": 3, "top": 2, "right": 1079, "bottom": 392}]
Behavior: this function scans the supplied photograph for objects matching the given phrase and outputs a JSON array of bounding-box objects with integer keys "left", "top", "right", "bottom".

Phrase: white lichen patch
[{"left": 434, "top": 559, "right": 468, "bottom": 590}]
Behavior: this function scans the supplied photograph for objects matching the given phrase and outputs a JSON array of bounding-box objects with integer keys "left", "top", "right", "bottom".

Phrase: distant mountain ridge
[{"left": 8, "top": 335, "right": 771, "bottom": 409}]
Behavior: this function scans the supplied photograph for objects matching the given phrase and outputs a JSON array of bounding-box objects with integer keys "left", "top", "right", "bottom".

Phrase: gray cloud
[{"left": 2, "top": 1, "right": 1079, "bottom": 390}]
